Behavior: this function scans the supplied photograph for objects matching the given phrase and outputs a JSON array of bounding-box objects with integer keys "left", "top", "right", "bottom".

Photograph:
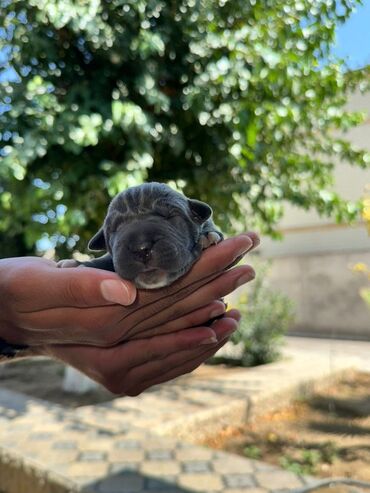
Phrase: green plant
[
  {"left": 243, "top": 445, "right": 262, "bottom": 460},
  {"left": 280, "top": 453, "right": 316, "bottom": 475},
  {"left": 280, "top": 443, "right": 339, "bottom": 475},
  {"left": 230, "top": 262, "right": 295, "bottom": 367},
  {"left": 1, "top": 1, "right": 369, "bottom": 258}
]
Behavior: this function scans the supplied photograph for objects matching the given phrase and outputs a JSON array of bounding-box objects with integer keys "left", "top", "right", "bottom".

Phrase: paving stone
[
  {"left": 224, "top": 473, "right": 256, "bottom": 488},
  {"left": 146, "top": 449, "right": 173, "bottom": 461},
  {"left": 256, "top": 470, "right": 304, "bottom": 489},
  {"left": 34, "top": 448, "right": 78, "bottom": 464},
  {"left": 141, "top": 438, "right": 178, "bottom": 451},
  {"left": 253, "top": 461, "right": 281, "bottom": 472},
  {"left": 66, "top": 461, "right": 109, "bottom": 478},
  {"left": 114, "top": 439, "right": 142, "bottom": 450},
  {"left": 140, "top": 460, "right": 181, "bottom": 476},
  {"left": 79, "top": 439, "right": 114, "bottom": 452},
  {"left": 79, "top": 451, "right": 107, "bottom": 461},
  {"left": 108, "top": 449, "right": 145, "bottom": 462},
  {"left": 182, "top": 460, "right": 212, "bottom": 473},
  {"left": 213, "top": 455, "right": 254, "bottom": 474},
  {"left": 29, "top": 431, "right": 54, "bottom": 440},
  {"left": 175, "top": 447, "right": 213, "bottom": 461},
  {"left": 178, "top": 473, "right": 224, "bottom": 491},
  {"left": 53, "top": 440, "right": 78, "bottom": 450}
]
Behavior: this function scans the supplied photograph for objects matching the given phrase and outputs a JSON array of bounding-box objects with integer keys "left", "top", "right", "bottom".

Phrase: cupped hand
[
  {"left": 0, "top": 232, "right": 259, "bottom": 394},
  {"left": 0, "top": 232, "right": 258, "bottom": 348},
  {"left": 45, "top": 308, "right": 242, "bottom": 395}
]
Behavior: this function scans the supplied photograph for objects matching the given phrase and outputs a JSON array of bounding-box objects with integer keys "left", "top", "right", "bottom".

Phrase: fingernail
[
  {"left": 209, "top": 306, "right": 226, "bottom": 319},
  {"left": 100, "top": 280, "right": 135, "bottom": 305},
  {"left": 199, "top": 336, "right": 218, "bottom": 345},
  {"left": 225, "top": 324, "right": 238, "bottom": 337},
  {"left": 235, "top": 271, "right": 255, "bottom": 288},
  {"left": 237, "top": 238, "right": 253, "bottom": 257}
]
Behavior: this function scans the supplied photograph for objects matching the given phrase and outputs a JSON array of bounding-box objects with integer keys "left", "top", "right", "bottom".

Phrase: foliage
[
  {"left": 351, "top": 184, "right": 370, "bottom": 308},
  {"left": 230, "top": 262, "right": 295, "bottom": 367},
  {"left": 1, "top": 0, "right": 370, "bottom": 257},
  {"left": 280, "top": 442, "right": 339, "bottom": 475},
  {"left": 243, "top": 445, "right": 262, "bottom": 460}
]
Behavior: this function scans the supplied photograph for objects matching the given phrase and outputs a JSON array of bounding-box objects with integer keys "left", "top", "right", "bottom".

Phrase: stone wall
[{"left": 265, "top": 250, "right": 370, "bottom": 340}]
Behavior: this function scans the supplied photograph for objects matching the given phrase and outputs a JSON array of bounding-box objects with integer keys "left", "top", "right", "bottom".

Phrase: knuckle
[{"left": 64, "top": 277, "right": 89, "bottom": 307}]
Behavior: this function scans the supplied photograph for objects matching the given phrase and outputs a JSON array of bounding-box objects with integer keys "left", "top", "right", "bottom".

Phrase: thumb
[
  {"left": 58, "top": 265, "right": 137, "bottom": 308},
  {"left": 34, "top": 263, "right": 137, "bottom": 309}
]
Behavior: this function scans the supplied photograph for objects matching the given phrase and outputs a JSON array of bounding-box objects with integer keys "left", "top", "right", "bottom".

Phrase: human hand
[
  {"left": 46, "top": 307, "right": 242, "bottom": 395},
  {"left": 0, "top": 232, "right": 258, "bottom": 393}
]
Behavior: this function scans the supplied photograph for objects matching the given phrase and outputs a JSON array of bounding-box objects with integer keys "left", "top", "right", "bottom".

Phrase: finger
[
  {"left": 15, "top": 261, "right": 136, "bottom": 312},
  {"left": 126, "top": 300, "right": 227, "bottom": 338},
  {"left": 120, "top": 233, "right": 257, "bottom": 325},
  {"left": 102, "top": 316, "right": 239, "bottom": 395},
  {"left": 125, "top": 337, "right": 231, "bottom": 396},
  {"left": 116, "top": 234, "right": 255, "bottom": 313},
  {"left": 17, "top": 299, "right": 225, "bottom": 345},
  {"left": 125, "top": 314, "right": 238, "bottom": 367},
  {"left": 135, "top": 309, "right": 243, "bottom": 394},
  {"left": 19, "top": 264, "right": 251, "bottom": 346},
  {"left": 125, "top": 264, "right": 254, "bottom": 339},
  {"left": 44, "top": 311, "right": 239, "bottom": 387}
]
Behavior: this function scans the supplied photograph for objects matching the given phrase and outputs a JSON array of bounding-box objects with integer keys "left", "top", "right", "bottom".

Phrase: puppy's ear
[
  {"left": 188, "top": 199, "right": 212, "bottom": 224},
  {"left": 88, "top": 227, "right": 107, "bottom": 251}
]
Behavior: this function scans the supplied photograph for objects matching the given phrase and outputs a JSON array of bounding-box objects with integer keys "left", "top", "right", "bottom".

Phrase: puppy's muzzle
[{"left": 129, "top": 240, "right": 154, "bottom": 264}]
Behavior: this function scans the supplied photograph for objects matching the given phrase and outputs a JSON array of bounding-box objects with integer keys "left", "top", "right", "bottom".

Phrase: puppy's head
[{"left": 88, "top": 183, "right": 212, "bottom": 289}]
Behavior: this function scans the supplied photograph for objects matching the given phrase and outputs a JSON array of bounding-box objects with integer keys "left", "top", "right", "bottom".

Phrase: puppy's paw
[
  {"left": 57, "top": 259, "right": 81, "bottom": 268},
  {"left": 199, "top": 231, "right": 223, "bottom": 250}
]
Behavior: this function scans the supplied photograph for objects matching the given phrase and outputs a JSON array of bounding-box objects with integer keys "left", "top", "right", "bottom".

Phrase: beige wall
[
  {"left": 256, "top": 89, "right": 370, "bottom": 339},
  {"left": 260, "top": 87, "right": 370, "bottom": 258},
  {"left": 264, "top": 250, "right": 370, "bottom": 339}
]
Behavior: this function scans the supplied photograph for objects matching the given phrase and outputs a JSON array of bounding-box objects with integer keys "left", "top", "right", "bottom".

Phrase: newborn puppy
[{"left": 59, "top": 182, "right": 223, "bottom": 289}]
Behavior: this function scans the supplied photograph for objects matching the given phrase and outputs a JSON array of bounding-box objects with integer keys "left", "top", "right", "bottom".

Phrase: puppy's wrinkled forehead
[{"left": 108, "top": 182, "right": 187, "bottom": 219}]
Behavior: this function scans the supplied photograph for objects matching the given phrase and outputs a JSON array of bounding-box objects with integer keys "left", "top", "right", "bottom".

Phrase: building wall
[
  {"left": 257, "top": 88, "right": 370, "bottom": 339},
  {"left": 265, "top": 250, "right": 370, "bottom": 339}
]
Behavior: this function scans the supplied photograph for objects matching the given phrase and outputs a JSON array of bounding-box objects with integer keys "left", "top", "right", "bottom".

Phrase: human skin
[{"left": 0, "top": 232, "right": 259, "bottom": 396}]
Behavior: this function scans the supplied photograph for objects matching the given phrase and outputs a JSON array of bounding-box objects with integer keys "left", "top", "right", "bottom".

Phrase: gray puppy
[{"left": 59, "top": 182, "right": 223, "bottom": 289}]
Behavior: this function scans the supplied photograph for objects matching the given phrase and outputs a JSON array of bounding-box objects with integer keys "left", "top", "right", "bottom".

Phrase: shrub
[{"left": 229, "top": 262, "right": 295, "bottom": 367}]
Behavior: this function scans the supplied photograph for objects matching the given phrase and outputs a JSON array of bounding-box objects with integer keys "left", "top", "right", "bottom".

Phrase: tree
[{"left": 1, "top": 0, "right": 369, "bottom": 257}]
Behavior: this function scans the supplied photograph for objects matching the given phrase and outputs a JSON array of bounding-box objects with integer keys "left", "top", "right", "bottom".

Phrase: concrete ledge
[{"left": 0, "top": 446, "right": 79, "bottom": 493}]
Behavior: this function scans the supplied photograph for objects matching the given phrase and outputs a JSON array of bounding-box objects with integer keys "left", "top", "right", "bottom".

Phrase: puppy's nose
[{"left": 131, "top": 241, "right": 153, "bottom": 263}]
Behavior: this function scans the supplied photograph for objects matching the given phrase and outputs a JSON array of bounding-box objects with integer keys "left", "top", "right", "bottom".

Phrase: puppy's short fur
[{"left": 59, "top": 182, "right": 223, "bottom": 289}]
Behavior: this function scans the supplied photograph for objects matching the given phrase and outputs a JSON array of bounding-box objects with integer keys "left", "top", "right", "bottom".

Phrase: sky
[{"left": 332, "top": 0, "right": 370, "bottom": 69}]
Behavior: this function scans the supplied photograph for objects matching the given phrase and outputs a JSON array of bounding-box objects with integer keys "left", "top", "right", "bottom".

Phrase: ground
[
  {"left": 202, "top": 369, "right": 370, "bottom": 481},
  {"left": 2, "top": 355, "right": 370, "bottom": 488},
  {"left": 0, "top": 357, "right": 113, "bottom": 407}
]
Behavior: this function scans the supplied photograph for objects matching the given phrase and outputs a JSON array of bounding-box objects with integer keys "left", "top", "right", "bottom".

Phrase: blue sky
[{"left": 333, "top": 0, "right": 370, "bottom": 69}]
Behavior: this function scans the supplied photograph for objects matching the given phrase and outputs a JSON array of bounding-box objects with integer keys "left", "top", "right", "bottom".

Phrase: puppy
[{"left": 59, "top": 182, "right": 223, "bottom": 289}]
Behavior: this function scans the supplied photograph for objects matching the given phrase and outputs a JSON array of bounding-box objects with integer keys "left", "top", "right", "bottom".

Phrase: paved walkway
[{"left": 0, "top": 336, "right": 369, "bottom": 493}]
